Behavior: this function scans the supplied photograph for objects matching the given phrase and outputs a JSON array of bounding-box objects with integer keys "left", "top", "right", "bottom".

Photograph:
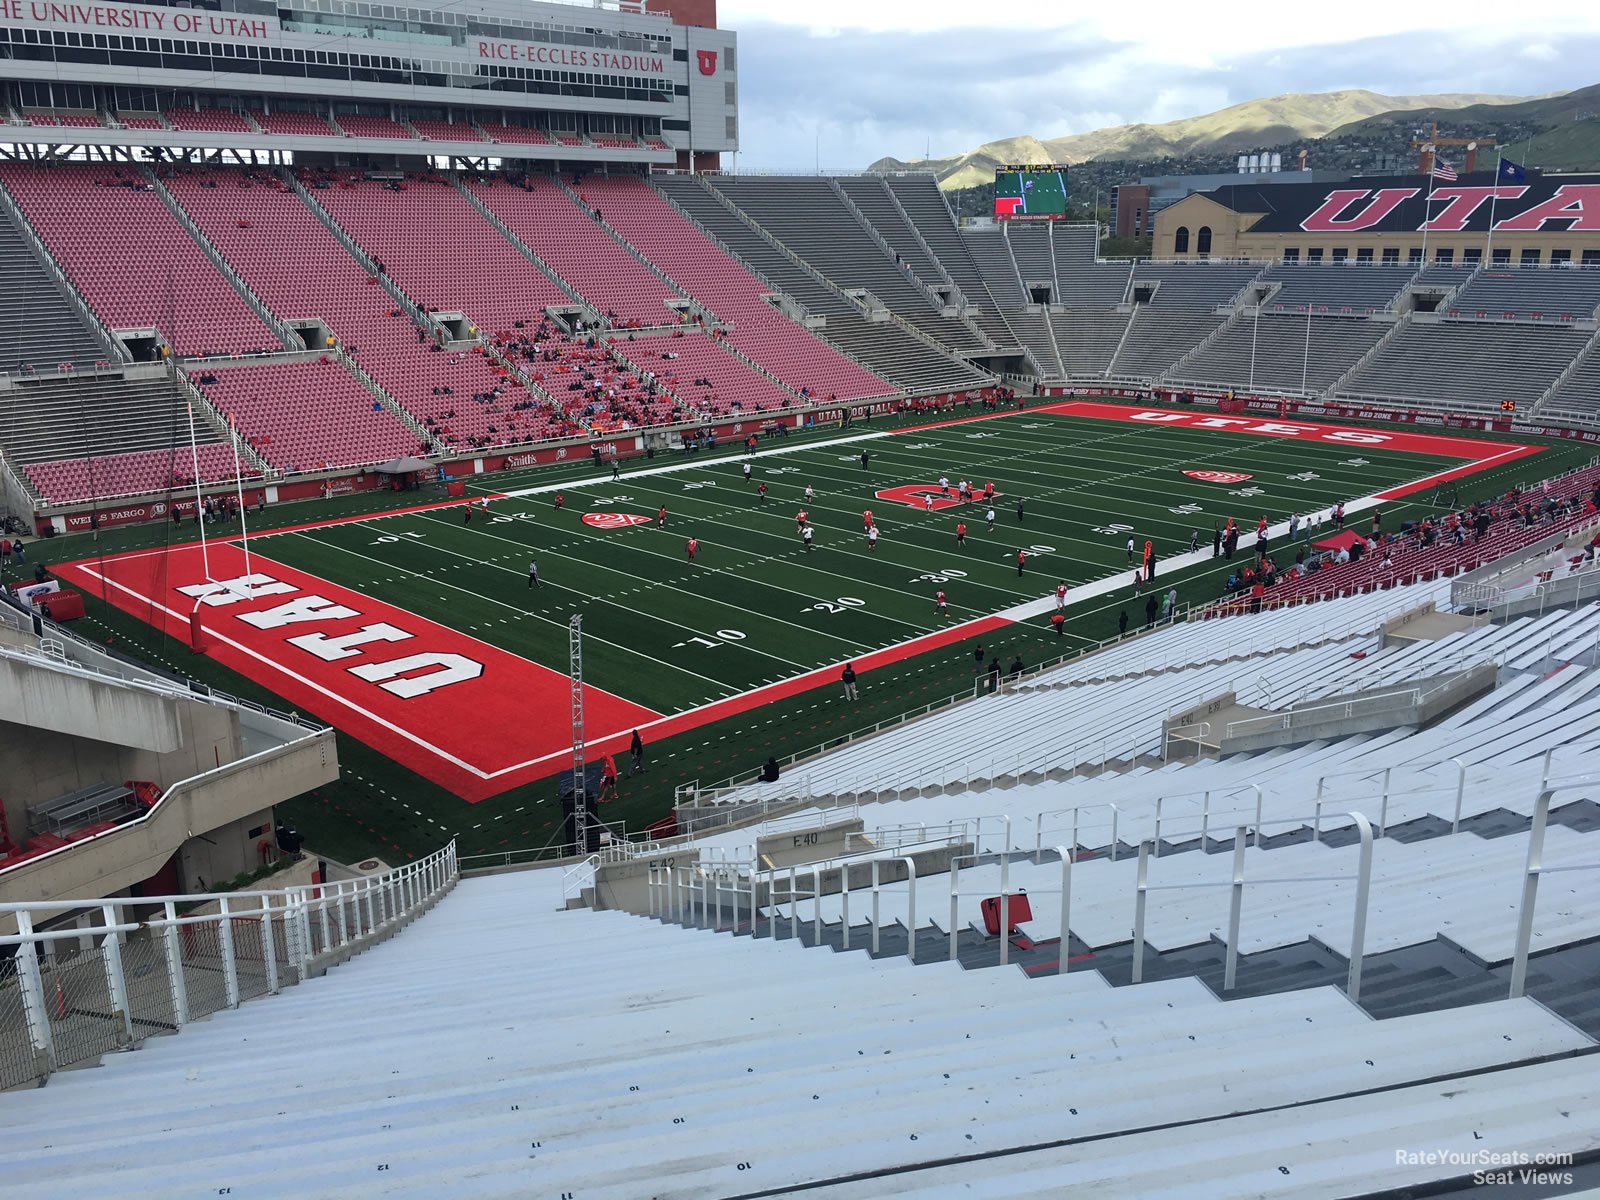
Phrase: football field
[{"left": 58, "top": 402, "right": 1538, "bottom": 804}]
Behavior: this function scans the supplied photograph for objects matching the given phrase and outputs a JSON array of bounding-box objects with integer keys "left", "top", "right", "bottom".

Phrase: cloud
[{"left": 729, "top": 20, "right": 1600, "bottom": 170}]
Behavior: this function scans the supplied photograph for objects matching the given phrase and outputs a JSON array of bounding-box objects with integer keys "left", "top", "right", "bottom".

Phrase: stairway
[{"left": 646, "top": 800, "right": 1600, "bottom": 1038}]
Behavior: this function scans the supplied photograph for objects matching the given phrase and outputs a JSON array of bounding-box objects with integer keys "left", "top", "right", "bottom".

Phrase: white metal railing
[
  {"left": 1130, "top": 812, "right": 1376, "bottom": 998},
  {"left": 1510, "top": 775, "right": 1600, "bottom": 997},
  {"left": 0, "top": 840, "right": 457, "bottom": 1089}
]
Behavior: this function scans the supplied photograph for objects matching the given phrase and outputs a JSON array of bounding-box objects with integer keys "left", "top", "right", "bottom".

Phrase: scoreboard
[{"left": 994, "top": 165, "right": 1069, "bottom": 220}]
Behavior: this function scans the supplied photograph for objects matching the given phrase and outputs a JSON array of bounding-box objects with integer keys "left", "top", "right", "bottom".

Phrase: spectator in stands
[
  {"left": 1008, "top": 655, "right": 1024, "bottom": 681},
  {"left": 761, "top": 756, "right": 781, "bottom": 783},
  {"left": 1118, "top": 610, "right": 1129, "bottom": 637},
  {"left": 1164, "top": 588, "right": 1177, "bottom": 621},
  {"left": 1145, "top": 594, "right": 1158, "bottom": 629}
]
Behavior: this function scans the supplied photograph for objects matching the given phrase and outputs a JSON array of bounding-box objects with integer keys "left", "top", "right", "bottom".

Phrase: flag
[
  {"left": 1431, "top": 158, "right": 1457, "bottom": 182},
  {"left": 1497, "top": 157, "right": 1528, "bottom": 184}
]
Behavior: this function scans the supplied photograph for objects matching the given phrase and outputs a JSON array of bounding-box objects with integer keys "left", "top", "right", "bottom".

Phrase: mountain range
[{"left": 868, "top": 87, "right": 1600, "bottom": 191}]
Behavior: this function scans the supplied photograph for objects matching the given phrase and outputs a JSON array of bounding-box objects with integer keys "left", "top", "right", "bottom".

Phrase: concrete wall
[
  {"left": 0, "top": 728, "right": 339, "bottom": 914},
  {"left": 1219, "top": 663, "right": 1497, "bottom": 755},
  {"left": 0, "top": 686, "right": 241, "bottom": 844},
  {"left": 177, "top": 807, "right": 279, "bottom": 894}
]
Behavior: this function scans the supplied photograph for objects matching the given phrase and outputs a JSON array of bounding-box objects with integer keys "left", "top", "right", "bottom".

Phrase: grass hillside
[{"left": 869, "top": 89, "right": 1527, "bottom": 189}]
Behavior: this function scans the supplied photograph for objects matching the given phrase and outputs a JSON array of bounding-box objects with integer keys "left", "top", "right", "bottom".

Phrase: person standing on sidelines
[
  {"left": 986, "top": 505, "right": 996, "bottom": 532},
  {"left": 528, "top": 560, "right": 543, "bottom": 589},
  {"left": 1189, "top": 529, "right": 1199, "bottom": 553},
  {"left": 956, "top": 519, "right": 968, "bottom": 549},
  {"left": 1050, "top": 611, "right": 1065, "bottom": 638},
  {"left": 973, "top": 642, "right": 985, "bottom": 673},
  {"left": 629, "top": 730, "right": 645, "bottom": 775},
  {"left": 1133, "top": 567, "right": 1143, "bottom": 596},
  {"left": 867, "top": 523, "right": 880, "bottom": 552},
  {"left": 686, "top": 536, "right": 698, "bottom": 563},
  {"left": 840, "top": 662, "right": 859, "bottom": 701},
  {"left": 1055, "top": 580, "right": 1068, "bottom": 609}
]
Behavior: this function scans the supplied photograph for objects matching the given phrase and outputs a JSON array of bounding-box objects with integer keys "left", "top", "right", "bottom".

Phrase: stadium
[{"left": 1, "top": 0, "right": 1599, "bottom": 1194}]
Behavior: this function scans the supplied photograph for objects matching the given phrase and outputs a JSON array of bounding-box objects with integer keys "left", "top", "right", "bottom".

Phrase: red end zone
[
  {"left": 54, "top": 542, "right": 660, "bottom": 802},
  {"left": 57, "top": 542, "right": 1018, "bottom": 803},
  {"left": 1034, "top": 401, "right": 1543, "bottom": 497}
]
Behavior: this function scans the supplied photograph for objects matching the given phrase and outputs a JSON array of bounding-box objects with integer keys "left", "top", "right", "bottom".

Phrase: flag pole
[{"left": 1419, "top": 146, "right": 1438, "bottom": 266}]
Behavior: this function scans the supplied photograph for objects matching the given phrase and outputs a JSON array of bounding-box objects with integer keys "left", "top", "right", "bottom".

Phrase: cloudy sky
[{"left": 718, "top": 0, "right": 1600, "bottom": 170}]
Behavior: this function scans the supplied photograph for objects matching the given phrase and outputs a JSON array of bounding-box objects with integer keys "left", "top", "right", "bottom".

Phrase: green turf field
[
  {"left": 51, "top": 403, "right": 1586, "bottom": 866},
  {"left": 250, "top": 410, "right": 1466, "bottom": 709}
]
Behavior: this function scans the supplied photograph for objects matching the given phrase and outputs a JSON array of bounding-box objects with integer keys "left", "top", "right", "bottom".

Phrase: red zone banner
[
  {"left": 53, "top": 402, "right": 1537, "bottom": 801},
  {"left": 1034, "top": 401, "right": 1542, "bottom": 499}
]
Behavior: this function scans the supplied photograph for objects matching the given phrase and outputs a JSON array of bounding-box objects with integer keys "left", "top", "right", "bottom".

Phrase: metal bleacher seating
[
  {"left": 4, "top": 831, "right": 1593, "bottom": 1197},
  {"left": 1053, "top": 224, "right": 1133, "bottom": 306},
  {"left": 657, "top": 175, "right": 987, "bottom": 394},
  {"left": 590, "top": 176, "right": 890, "bottom": 401},
  {"left": 1007, "top": 310, "right": 1062, "bottom": 378},
  {"left": 1130, "top": 261, "right": 1262, "bottom": 308},
  {"left": 963, "top": 227, "right": 1028, "bottom": 308},
  {"left": 1108, "top": 309, "right": 1225, "bottom": 378},
  {"left": 709, "top": 177, "right": 989, "bottom": 360},
  {"left": 1168, "top": 313, "right": 1390, "bottom": 393},
  {"left": 1005, "top": 223, "right": 1055, "bottom": 292},
  {"left": 1339, "top": 319, "right": 1587, "bottom": 409},
  {"left": 1049, "top": 309, "right": 1130, "bottom": 377},
  {"left": 0, "top": 374, "right": 225, "bottom": 496},
  {"left": 1449, "top": 265, "right": 1600, "bottom": 321},
  {"left": 884, "top": 176, "right": 1021, "bottom": 347},
  {"left": 1260, "top": 262, "right": 1419, "bottom": 313},
  {"left": 0, "top": 205, "right": 108, "bottom": 373}
]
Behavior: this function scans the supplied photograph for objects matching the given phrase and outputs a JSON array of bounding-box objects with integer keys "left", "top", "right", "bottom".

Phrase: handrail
[
  {"left": 1130, "top": 814, "right": 1374, "bottom": 998},
  {"left": 1510, "top": 775, "right": 1600, "bottom": 997},
  {"left": 3, "top": 840, "right": 457, "bottom": 1087}
]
